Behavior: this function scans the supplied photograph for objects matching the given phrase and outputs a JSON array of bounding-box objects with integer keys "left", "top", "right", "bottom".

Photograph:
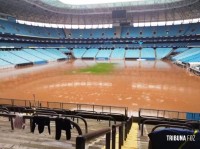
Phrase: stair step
[{"left": 122, "top": 123, "right": 138, "bottom": 149}]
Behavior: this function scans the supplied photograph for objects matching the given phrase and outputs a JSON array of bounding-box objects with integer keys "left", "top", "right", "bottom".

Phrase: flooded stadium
[{"left": 0, "top": 60, "right": 199, "bottom": 113}]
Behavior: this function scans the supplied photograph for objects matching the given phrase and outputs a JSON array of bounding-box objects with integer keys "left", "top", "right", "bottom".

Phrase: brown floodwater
[{"left": 0, "top": 60, "right": 199, "bottom": 113}]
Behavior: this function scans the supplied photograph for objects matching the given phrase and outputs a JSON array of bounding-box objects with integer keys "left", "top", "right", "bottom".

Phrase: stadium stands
[
  {"left": 95, "top": 49, "right": 112, "bottom": 59},
  {"left": 45, "top": 48, "right": 68, "bottom": 59},
  {"left": 125, "top": 49, "right": 140, "bottom": 59},
  {"left": 1, "top": 19, "right": 200, "bottom": 39},
  {"left": 1, "top": 98, "right": 200, "bottom": 149},
  {"left": 0, "top": 50, "right": 31, "bottom": 66},
  {"left": 73, "top": 48, "right": 87, "bottom": 58},
  {"left": 0, "top": 48, "right": 69, "bottom": 68},
  {"left": 23, "top": 49, "right": 56, "bottom": 62},
  {"left": 141, "top": 48, "right": 155, "bottom": 60},
  {"left": 174, "top": 48, "right": 188, "bottom": 53},
  {"left": 110, "top": 48, "right": 125, "bottom": 59},
  {"left": 172, "top": 48, "right": 200, "bottom": 62},
  {"left": 0, "top": 0, "right": 200, "bottom": 148},
  {"left": 0, "top": 98, "right": 130, "bottom": 148},
  {"left": 59, "top": 48, "right": 70, "bottom": 53},
  {"left": 156, "top": 48, "right": 172, "bottom": 59},
  {"left": 0, "top": 19, "right": 65, "bottom": 38},
  {"left": 82, "top": 48, "right": 99, "bottom": 59},
  {"left": 36, "top": 48, "right": 67, "bottom": 60},
  {"left": 70, "top": 28, "right": 115, "bottom": 38},
  {"left": 0, "top": 58, "right": 13, "bottom": 69},
  {"left": 35, "top": 48, "right": 60, "bottom": 59},
  {"left": 10, "top": 50, "right": 47, "bottom": 65},
  {"left": 180, "top": 53, "right": 200, "bottom": 63}
]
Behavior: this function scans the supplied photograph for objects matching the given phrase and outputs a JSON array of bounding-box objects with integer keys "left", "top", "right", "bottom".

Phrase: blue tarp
[{"left": 186, "top": 112, "right": 200, "bottom": 121}]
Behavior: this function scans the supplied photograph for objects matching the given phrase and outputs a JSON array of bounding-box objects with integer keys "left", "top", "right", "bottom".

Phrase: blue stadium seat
[
  {"left": 11, "top": 50, "right": 47, "bottom": 64},
  {"left": 110, "top": 48, "right": 125, "bottom": 59},
  {"left": 0, "top": 19, "right": 65, "bottom": 38},
  {"left": 82, "top": 49, "right": 99, "bottom": 58},
  {"left": 73, "top": 48, "right": 87, "bottom": 58},
  {"left": 0, "top": 58, "right": 13, "bottom": 69},
  {"left": 125, "top": 49, "right": 140, "bottom": 58},
  {"left": 172, "top": 48, "right": 200, "bottom": 61},
  {"left": 141, "top": 48, "right": 155, "bottom": 60},
  {"left": 156, "top": 48, "right": 172, "bottom": 59},
  {"left": 0, "top": 50, "right": 30, "bottom": 65},
  {"left": 96, "top": 49, "right": 112, "bottom": 59},
  {"left": 23, "top": 49, "right": 55, "bottom": 61}
]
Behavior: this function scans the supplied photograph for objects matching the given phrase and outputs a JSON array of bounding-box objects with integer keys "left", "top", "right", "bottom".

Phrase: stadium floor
[{"left": 0, "top": 60, "right": 199, "bottom": 113}]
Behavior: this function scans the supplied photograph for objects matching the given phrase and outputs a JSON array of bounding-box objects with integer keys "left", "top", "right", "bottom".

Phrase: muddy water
[{"left": 0, "top": 60, "right": 199, "bottom": 113}]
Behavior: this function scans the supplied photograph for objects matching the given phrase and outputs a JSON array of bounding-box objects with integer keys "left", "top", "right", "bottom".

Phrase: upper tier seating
[
  {"left": 121, "top": 23, "right": 200, "bottom": 38},
  {"left": 1, "top": 19, "right": 200, "bottom": 39},
  {"left": 70, "top": 28, "right": 115, "bottom": 39},
  {"left": 0, "top": 19, "right": 65, "bottom": 38}
]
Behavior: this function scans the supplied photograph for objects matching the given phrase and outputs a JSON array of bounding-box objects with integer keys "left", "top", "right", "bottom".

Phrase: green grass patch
[{"left": 79, "top": 63, "right": 115, "bottom": 74}]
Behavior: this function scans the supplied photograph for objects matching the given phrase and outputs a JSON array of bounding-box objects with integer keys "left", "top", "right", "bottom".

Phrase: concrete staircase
[{"left": 121, "top": 123, "right": 138, "bottom": 149}]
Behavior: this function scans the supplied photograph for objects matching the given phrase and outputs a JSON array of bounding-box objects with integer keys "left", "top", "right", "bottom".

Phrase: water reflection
[
  {"left": 43, "top": 81, "right": 112, "bottom": 89},
  {"left": 132, "top": 83, "right": 184, "bottom": 92},
  {"left": 73, "top": 59, "right": 171, "bottom": 69}
]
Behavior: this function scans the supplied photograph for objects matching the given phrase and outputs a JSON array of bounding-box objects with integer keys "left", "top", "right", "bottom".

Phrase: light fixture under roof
[{"left": 59, "top": 0, "right": 143, "bottom": 5}]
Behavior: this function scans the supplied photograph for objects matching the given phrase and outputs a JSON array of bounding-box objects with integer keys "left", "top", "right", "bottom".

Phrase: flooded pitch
[{"left": 0, "top": 60, "right": 199, "bottom": 113}]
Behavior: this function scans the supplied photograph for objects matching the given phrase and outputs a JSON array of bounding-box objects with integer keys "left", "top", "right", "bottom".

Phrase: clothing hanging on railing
[
  {"left": 31, "top": 116, "right": 51, "bottom": 134},
  {"left": 14, "top": 114, "right": 25, "bottom": 129},
  {"left": 55, "top": 118, "right": 72, "bottom": 140}
]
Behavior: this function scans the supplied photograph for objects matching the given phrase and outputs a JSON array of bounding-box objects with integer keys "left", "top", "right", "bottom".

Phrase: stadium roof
[
  {"left": 0, "top": 0, "right": 200, "bottom": 25},
  {"left": 44, "top": 0, "right": 182, "bottom": 9}
]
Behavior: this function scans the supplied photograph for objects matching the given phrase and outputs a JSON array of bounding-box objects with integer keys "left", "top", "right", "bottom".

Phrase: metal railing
[
  {"left": 112, "top": 117, "right": 133, "bottom": 149},
  {"left": 76, "top": 113, "right": 116, "bottom": 127},
  {"left": 76, "top": 117, "right": 133, "bottom": 149},
  {"left": 139, "top": 108, "right": 187, "bottom": 120},
  {"left": 24, "top": 109, "right": 89, "bottom": 134},
  {"left": 76, "top": 128, "right": 111, "bottom": 149},
  {"left": 0, "top": 98, "right": 128, "bottom": 116},
  {"left": 112, "top": 123, "right": 124, "bottom": 149}
]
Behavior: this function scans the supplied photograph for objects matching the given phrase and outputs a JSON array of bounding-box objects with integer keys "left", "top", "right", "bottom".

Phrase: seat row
[
  {"left": 0, "top": 48, "right": 68, "bottom": 69},
  {"left": 73, "top": 48, "right": 172, "bottom": 60}
]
